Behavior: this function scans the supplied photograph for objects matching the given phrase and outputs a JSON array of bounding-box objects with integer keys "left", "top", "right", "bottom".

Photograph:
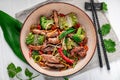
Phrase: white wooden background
[{"left": 0, "top": 0, "right": 120, "bottom": 80}]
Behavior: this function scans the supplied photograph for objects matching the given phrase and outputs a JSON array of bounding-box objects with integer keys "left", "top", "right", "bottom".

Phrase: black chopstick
[
  {"left": 90, "top": 0, "right": 103, "bottom": 68},
  {"left": 90, "top": 1, "right": 103, "bottom": 68},
  {"left": 90, "top": 0, "right": 110, "bottom": 70}
]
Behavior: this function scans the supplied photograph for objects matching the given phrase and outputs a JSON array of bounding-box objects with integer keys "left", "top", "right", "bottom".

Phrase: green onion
[
  {"left": 33, "top": 55, "right": 42, "bottom": 63},
  {"left": 59, "top": 28, "right": 75, "bottom": 39}
]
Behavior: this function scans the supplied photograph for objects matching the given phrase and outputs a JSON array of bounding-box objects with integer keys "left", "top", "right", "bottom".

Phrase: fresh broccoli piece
[
  {"left": 72, "top": 27, "right": 85, "bottom": 43},
  {"left": 37, "top": 35, "right": 45, "bottom": 45},
  {"left": 40, "top": 16, "right": 53, "bottom": 30},
  {"left": 26, "top": 32, "right": 35, "bottom": 45}
]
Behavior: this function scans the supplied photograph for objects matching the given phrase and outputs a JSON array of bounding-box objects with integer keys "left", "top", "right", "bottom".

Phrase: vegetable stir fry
[{"left": 25, "top": 10, "right": 88, "bottom": 70}]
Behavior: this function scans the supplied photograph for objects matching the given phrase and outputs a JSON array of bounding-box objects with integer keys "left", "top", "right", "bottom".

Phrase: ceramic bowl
[{"left": 20, "top": 2, "right": 96, "bottom": 77}]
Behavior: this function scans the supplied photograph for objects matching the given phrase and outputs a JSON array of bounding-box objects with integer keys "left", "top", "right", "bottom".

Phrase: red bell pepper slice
[
  {"left": 37, "top": 24, "right": 41, "bottom": 30},
  {"left": 58, "top": 48, "right": 74, "bottom": 64},
  {"left": 29, "top": 49, "right": 32, "bottom": 57},
  {"left": 59, "top": 13, "right": 65, "bottom": 17},
  {"left": 74, "top": 22, "right": 81, "bottom": 28}
]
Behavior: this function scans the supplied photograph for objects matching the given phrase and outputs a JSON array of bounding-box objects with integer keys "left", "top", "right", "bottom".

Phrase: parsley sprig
[
  {"left": 102, "top": 2, "right": 108, "bottom": 12},
  {"left": 101, "top": 24, "right": 111, "bottom": 36},
  {"left": 103, "top": 39, "right": 116, "bottom": 53},
  {"left": 7, "top": 63, "right": 39, "bottom": 80},
  {"left": 100, "top": 23, "right": 116, "bottom": 53}
]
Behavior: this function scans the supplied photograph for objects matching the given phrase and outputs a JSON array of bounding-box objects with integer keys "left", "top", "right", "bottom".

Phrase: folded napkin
[{"left": 16, "top": 0, "right": 120, "bottom": 79}]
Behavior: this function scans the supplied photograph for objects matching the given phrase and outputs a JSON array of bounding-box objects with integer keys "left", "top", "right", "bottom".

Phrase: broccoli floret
[
  {"left": 72, "top": 27, "right": 85, "bottom": 43},
  {"left": 37, "top": 35, "right": 45, "bottom": 45},
  {"left": 40, "top": 16, "right": 53, "bottom": 30},
  {"left": 26, "top": 32, "right": 35, "bottom": 45}
]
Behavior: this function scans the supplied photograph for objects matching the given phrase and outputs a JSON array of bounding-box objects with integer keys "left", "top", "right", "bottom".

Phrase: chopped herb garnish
[
  {"left": 7, "top": 63, "right": 22, "bottom": 78},
  {"left": 103, "top": 39, "right": 116, "bottom": 53},
  {"left": 102, "top": 2, "right": 108, "bottom": 12},
  {"left": 101, "top": 24, "right": 111, "bottom": 36},
  {"left": 7, "top": 63, "right": 39, "bottom": 80},
  {"left": 25, "top": 68, "right": 33, "bottom": 78},
  {"left": 64, "top": 77, "right": 69, "bottom": 80}
]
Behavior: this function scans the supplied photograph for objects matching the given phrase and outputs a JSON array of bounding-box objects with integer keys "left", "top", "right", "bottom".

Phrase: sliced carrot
[{"left": 84, "top": 45, "right": 88, "bottom": 51}]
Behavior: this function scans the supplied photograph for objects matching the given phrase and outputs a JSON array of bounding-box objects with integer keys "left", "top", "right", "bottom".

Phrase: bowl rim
[{"left": 20, "top": 2, "right": 97, "bottom": 77}]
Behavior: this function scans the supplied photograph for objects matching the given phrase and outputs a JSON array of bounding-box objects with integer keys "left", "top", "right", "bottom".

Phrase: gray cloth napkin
[{"left": 15, "top": 0, "right": 120, "bottom": 80}]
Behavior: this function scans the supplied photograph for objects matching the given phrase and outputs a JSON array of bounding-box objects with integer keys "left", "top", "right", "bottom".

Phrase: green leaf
[
  {"left": 64, "top": 77, "right": 69, "bottom": 80},
  {"left": 7, "top": 63, "right": 16, "bottom": 78},
  {"left": 101, "top": 24, "right": 111, "bottom": 36},
  {"left": 0, "top": 11, "right": 27, "bottom": 63},
  {"left": 7, "top": 63, "right": 22, "bottom": 78},
  {"left": 25, "top": 68, "right": 33, "bottom": 78},
  {"left": 16, "top": 67, "right": 22, "bottom": 73},
  {"left": 103, "top": 39, "right": 116, "bottom": 53},
  {"left": 102, "top": 2, "right": 108, "bottom": 12}
]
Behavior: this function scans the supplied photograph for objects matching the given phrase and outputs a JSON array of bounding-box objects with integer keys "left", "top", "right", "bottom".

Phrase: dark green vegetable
[
  {"left": 40, "top": 16, "right": 53, "bottom": 30},
  {"left": 25, "top": 68, "right": 33, "bottom": 78},
  {"left": 101, "top": 24, "right": 111, "bottom": 36},
  {"left": 63, "top": 50, "right": 70, "bottom": 57},
  {"left": 7, "top": 63, "right": 40, "bottom": 80},
  {"left": 37, "top": 35, "right": 45, "bottom": 45},
  {"left": 59, "top": 28, "right": 75, "bottom": 39},
  {"left": 31, "top": 50, "right": 42, "bottom": 63},
  {"left": 32, "top": 50, "right": 39, "bottom": 59},
  {"left": 72, "top": 27, "right": 85, "bottom": 43},
  {"left": 0, "top": 10, "right": 27, "bottom": 63},
  {"left": 102, "top": 2, "right": 108, "bottom": 12},
  {"left": 104, "top": 39, "right": 116, "bottom": 53},
  {"left": 26, "top": 32, "right": 35, "bottom": 45},
  {"left": 7, "top": 63, "right": 22, "bottom": 78},
  {"left": 64, "top": 77, "right": 69, "bottom": 80}
]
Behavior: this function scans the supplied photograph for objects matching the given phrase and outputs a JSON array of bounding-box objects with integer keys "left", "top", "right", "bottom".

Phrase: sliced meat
[
  {"left": 28, "top": 43, "right": 46, "bottom": 50},
  {"left": 53, "top": 10, "right": 59, "bottom": 27},
  {"left": 46, "top": 29, "right": 59, "bottom": 38},
  {"left": 47, "top": 37, "right": 60, "bottom": 44},
  {"left": 80, "top": 37, "right": 88, "bottom": 46},
  {"left": 41, "top": 54, "right": 60, "bottom": 64},
  {"left": 32, "top": 29, "right": 46, "bottom": 35},
  {"left": 45, "top": 62, "right": 65, "bottom": 69},
  {"left": 67, "top": 34, "right": 73, "bottom": 38},
  {"left": 71, "top": 46, "right": 87, "bottom": 58},
  {"left": 28, "top": 45, "right": 43, "bottom": 50},
  {"left": 78, "top": 51, "right": 86, "bottom": 58},
  {"left": 43, "top": 46, "right": 54, "bottom": 52}
]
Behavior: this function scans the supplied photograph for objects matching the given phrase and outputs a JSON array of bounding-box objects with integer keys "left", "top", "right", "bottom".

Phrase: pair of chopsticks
[{"left": 90, "top": 0, "right": 110, "bottom": 70}]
